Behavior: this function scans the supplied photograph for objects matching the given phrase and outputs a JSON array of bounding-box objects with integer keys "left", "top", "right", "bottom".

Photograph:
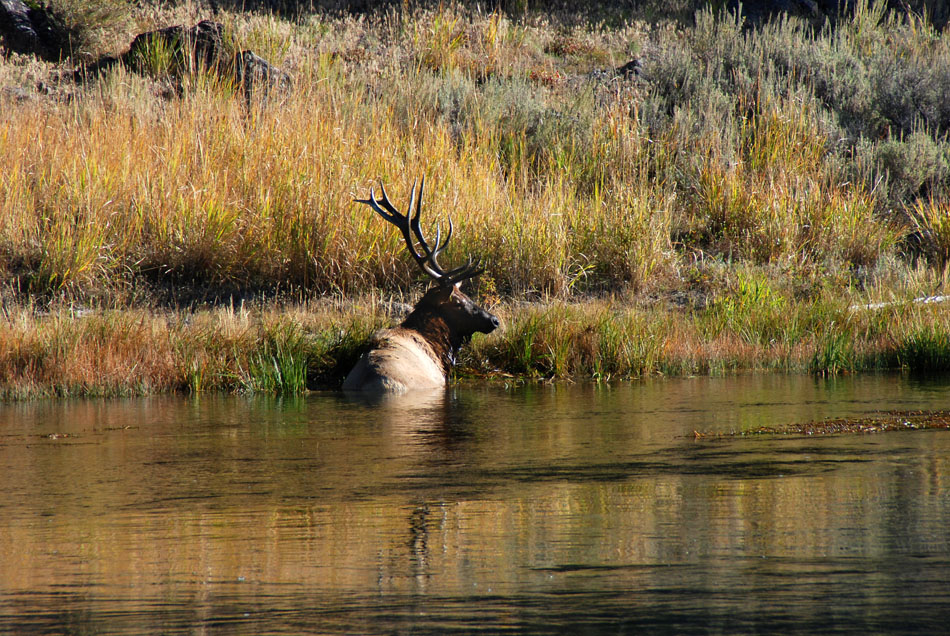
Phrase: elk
[{"left": 343, "top": 177, "right": 500, "bottom": 393}]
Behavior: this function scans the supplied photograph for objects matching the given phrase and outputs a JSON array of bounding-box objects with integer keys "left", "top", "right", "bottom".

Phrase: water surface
[{"left": 1, "top": 374, "right": 948, "bottom": 634}]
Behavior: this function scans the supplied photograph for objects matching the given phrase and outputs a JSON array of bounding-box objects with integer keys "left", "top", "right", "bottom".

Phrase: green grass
[{"left": 896, "top": 326, "right": 950, "bottom": 372}]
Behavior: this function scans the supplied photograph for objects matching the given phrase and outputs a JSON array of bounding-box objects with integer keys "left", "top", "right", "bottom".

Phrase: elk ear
[{"left": 434, "top": 284, "right": 455, "bottom": 301}]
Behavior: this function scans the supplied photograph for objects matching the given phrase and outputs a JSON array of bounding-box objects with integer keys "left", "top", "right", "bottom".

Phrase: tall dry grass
[{"left": 6, "top": 2, "right": 932, "bottom": 302}]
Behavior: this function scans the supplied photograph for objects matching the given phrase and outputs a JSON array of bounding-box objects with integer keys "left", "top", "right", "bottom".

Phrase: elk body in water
[{"left": 342, "top": 178, "right": 500, "bottom": 393}]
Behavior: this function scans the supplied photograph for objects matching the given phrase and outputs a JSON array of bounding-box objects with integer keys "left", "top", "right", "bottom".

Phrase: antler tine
[
  {"left": 402, "top": 179, "right": 428, "bottom": 262},
  {"left": 427, "top": 218, "right": 454, "bottom": 270},
  {"left": 375, "top": 182, "right": 406, "bottom": 222},
  {"left": 416, "top": 178, "right": 460, "bottom": 273},
  {"left": 357, "top": 180, "right": 437, "bottom": 277},
  {"left": 437, "top": 218, "right": 454, "bottom": 254},
  {"left": 407, "top": 178, "right": 423, "bottom": 249},
  {"left": 442, "top": 256, "right": 474, "bottom": 279},
  {"left": 421, "top": 176, "right": 456, "bottom": 258},
  {"left": 353, "top": 186, "right": 387, "bottom": 221},
  {"left": 354, "top": 182, "right": 397, "bottom": 225},
  {"left": 356, "top": 176, "right": 486, "bottom": 286},
  {"left": 408, "top": 179, "right": 437, "bottom": 258},
  {"left": 409, "top": 176, "right": 461, "bottom": 281},
  {"left": 405, "top": 177, "right": 448, "bottom": 280},
  {"left": 443, "top": 256, "right": 484, "bottom": 286},
  {"left": 421, "top": 218, "right": 455, "bottom": 276}
]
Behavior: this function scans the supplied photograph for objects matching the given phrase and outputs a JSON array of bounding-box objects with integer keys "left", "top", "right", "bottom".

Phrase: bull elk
[{"left": 343, "top": 177, "right": 500, "bottom": 393}]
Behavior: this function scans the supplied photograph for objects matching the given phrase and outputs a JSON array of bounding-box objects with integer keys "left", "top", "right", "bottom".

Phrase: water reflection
[{"left": 0, "top": 375, "right": 949, "bottom": 634}]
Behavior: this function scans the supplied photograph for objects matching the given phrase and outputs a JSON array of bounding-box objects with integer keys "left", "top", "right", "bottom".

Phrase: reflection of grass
[{"left": 4, "top": 294, "right": 948, "bottom": 398}]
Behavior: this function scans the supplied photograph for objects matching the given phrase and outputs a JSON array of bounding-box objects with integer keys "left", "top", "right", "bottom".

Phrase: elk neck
[{"left": 400, "top": 307, "right": 461, "bottom": 372}]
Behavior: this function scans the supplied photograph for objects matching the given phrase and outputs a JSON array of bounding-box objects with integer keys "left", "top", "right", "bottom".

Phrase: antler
[{"left": 355, "top": 176, "right": 484, "bottom": 286}]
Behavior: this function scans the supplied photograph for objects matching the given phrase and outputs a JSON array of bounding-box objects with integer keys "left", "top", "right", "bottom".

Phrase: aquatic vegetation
[
  {"left": 896, "top": 326, "right": 950, "bottom": 372},
  {"left": 696, "top": 410, "right": 950, "bottom": 437}
]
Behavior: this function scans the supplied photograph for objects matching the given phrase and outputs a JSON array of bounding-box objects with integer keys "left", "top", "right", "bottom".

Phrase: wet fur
[
  {"left": 343, "top": 285, "right": 497, "bottom": 393},
  {"left": 342, "top": 326, "right": 449, "bottom": 393}
]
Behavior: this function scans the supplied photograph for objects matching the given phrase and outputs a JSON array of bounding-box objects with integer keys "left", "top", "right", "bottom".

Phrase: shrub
[
  {"left": 908, "top": 198, "right": 950, "bottom": 264},
  {"left": 863, "top": 132, "right": 950, "bottom": 208}
]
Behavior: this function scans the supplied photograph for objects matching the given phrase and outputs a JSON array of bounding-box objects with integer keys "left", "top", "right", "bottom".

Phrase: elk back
[{"left": 342, "top": 327, "right": 447, "bottom": 393}]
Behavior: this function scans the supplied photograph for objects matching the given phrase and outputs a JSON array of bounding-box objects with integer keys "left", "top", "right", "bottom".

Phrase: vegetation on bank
[
  {"left": 2, "top": 292, "right": 949, "bottom": 398},
  {"left": 1, "top": 1, "right": 949, "bottom": 396}
]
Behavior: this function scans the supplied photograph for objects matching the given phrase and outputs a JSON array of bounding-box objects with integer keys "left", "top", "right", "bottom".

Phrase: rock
[
  {"left": 75, "top": 20, "right": 290, "bottom": 99},
  {"left": 126, "top": 20, "right": 228, "bottom": 74},
  {"left": 233, "top": 49, "right": 292, "bottom": 99},
  {"left": 0, "top": 0, "right": 39, "bottom": 54},
  {"left": 0, "top": 0, "right": 69, "bottom": 61},
  {"left": 75, "top": 20, "right": 228, "bottom": 80},
  {"left": 616, "top": 58, "right": 643, "bottom": 79}
]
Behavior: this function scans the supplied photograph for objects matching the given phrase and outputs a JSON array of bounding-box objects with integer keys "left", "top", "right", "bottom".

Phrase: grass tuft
[{"left": 897, "top": 326, "right": 950, "bottom": 372}]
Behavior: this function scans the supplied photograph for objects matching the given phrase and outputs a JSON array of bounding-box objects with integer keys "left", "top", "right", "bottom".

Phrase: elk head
[{"left": 355, "top": 177, "right": 499, "bottom": 359}]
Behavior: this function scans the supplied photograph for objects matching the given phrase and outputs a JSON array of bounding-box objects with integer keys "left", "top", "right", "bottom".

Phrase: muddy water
[{"left": 1, "top": 375, "right": 948, "bottom": 634}]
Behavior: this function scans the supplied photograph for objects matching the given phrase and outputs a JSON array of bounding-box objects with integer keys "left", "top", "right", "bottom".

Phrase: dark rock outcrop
[
  {"left": 232, "top": 49, "right": 292, "bottom": 98},
  {"left": 0, "top": 0, "right": 70, "bottom": 60},
  {"left": 75, "top": 20, "right": 290, "bottom": 99},
  {"left": 616, "top": 58, "right": 643, "bottom": 79}
]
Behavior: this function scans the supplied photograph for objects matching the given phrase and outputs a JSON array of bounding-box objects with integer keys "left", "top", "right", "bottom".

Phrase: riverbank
[
  {"left": 1, "top": 2, "right": 949, "bottom": 397},
  {"left": 0, "top": 292, "right": 947, "bottom": 399}
]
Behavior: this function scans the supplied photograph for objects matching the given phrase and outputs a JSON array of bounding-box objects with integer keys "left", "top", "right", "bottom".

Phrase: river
[{"left": 1, "top": 374, "right": 948, "bottom": 634}]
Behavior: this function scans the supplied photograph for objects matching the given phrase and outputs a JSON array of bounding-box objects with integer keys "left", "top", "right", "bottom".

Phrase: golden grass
[{"left": 1, "top": 4, "right": 912, "bottom": 300}]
